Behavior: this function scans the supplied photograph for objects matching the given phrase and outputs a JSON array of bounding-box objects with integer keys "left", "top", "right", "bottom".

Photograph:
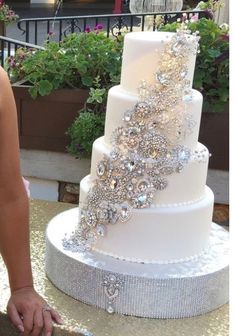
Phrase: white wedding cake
[{"left": 46, "top": 31, "right": 229, "bottom": 318}]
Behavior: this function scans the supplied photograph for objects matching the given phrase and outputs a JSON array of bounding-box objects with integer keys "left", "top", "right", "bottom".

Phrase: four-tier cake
[{"left": 45, "top": 31, "right": 229, "bottom": 318}]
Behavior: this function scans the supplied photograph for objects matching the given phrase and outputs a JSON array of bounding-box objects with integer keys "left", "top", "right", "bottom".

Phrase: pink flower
[
  {"left": 94, "top": 24, "right": 103, "bottom": 31},
  {"left": 220, "top": 34, "right": 229, "bottom": 42},
  {"left": 182, "top": 12, "right": 188, "bottom": 21},
  {"left": 85, "top": 26, "right": 91, "bottom": 33},
  {"left": 190, "top": 14, "right": 199, "bottom": 22},
  {"left": 48, "top": 31, "right": 55, "bottom": 36},
  {"left": 10, "top": 60, "right": 16, "bottom": 68}
]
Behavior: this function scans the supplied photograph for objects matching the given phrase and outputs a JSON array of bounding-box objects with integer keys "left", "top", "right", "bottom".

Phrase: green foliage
[
  {"left": 67, "top": 111, "right": 105, "bottom": 158},
  {"left": 8, "top": 32, "right": 123, "bottom": 157},
  {"left": 9, "top": 32, "right": 123, "bottom": 98},
  {"left": 0, "top": 1, "right": 18, "bottom": 23},
  {"left": 159, "top": 18, "right": 229, "bottom": 112}
]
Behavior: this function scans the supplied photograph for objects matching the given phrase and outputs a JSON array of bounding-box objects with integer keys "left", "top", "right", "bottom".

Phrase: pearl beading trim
[{"left": 92, "top": 245, "right": 208, "bottom": 265}]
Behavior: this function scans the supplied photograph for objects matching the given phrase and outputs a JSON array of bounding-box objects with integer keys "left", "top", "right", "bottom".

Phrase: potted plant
[
  {"left": 0, "top": 0, "right": 18, "bottom": 36},
  {"left": 159, "top": 16, "right": 229, "bottom": 170},
  {"left": 7, "top": 28, "right": 123, "bottom": 153}
]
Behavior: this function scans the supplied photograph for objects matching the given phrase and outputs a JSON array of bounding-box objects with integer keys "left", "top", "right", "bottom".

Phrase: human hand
[{"left": 7, "top": 286, "right": 63, "bottom": 336}]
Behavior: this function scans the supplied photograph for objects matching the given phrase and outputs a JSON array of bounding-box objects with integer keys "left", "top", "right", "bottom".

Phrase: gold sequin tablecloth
[{"left": 0, "top": 200, "right": 229, "bottom": 336}]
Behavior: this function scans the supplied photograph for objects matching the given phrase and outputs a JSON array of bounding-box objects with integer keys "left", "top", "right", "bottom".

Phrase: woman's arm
[
  {"left": 0, "top": 66, "right": 62, "bottom": 335},
  {"left": 0, "top": 67, "right": 33, "bottom": 291}
]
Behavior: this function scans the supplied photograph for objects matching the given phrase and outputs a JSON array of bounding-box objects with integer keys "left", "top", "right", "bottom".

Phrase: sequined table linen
[{"left": 0, "top": 200, "right": 229, "bottom": 335}]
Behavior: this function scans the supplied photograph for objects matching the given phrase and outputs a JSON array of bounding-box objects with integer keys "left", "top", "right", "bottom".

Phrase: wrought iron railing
[
  {"left": 1, "top": 10, "right": 210, "bottom": 67},
  {"left": 0, "top": 36, "right": 44, "bottom": 67},
  {"left": 17, "top": 10, "right": 209, "bottom": 45}
]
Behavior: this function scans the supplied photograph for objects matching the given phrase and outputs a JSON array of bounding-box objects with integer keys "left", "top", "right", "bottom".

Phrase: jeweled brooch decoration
[
  {"left": 63, "top": 30, "right": 200, "bottom": 252},
  {"left": 102, "top": 274, "right": 124, "bottom": 314}
]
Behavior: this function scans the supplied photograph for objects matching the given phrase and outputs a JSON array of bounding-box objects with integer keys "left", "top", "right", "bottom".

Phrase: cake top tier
[{"left": 120, "top": 31, "right": 198, "bottom": 94}]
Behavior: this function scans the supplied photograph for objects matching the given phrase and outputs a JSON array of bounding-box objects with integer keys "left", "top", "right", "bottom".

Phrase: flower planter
[
  {"left": 12, "top": 81, "right": 89, "bottom": 152},
  {"left": 199, "top": 110, "right": 229, "bottom": 171}
]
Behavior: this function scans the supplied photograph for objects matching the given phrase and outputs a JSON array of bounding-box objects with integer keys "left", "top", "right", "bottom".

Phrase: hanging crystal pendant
[{"left": 107, "top": 304, "right": 115, "bottom": 314}]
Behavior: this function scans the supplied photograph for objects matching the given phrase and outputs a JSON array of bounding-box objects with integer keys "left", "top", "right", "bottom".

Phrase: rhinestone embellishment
[{"left": 103, "top": 274, "right": 124, "bottom": 314}]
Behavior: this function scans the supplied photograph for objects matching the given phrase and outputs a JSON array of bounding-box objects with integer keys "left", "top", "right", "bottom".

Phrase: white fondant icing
[
  {"left": 78, "top": 181, "right": 214, "bottom": 262},
  {"left": 92, "top": 187, "right": 214, "bottom": 262},
  {"left": 120, "top": 32, "right": 197, "bottom": 94}
]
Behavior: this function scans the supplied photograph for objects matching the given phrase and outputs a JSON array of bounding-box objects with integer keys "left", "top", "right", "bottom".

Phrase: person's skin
[{"left": 0, "top": 66, "right": 62, "bottom": 335}]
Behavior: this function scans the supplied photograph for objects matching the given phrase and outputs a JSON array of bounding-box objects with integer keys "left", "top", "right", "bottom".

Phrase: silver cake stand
[{"left": 45, "top": 208, "right": 229, "bottom": 319}]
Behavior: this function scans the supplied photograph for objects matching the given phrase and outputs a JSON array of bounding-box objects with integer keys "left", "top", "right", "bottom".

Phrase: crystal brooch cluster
[{"left": 63, "top": 31, "right": 200, "bottom": 252}]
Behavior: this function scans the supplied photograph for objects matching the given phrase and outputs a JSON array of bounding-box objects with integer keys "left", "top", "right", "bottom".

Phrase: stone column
[{"left": 215, "top": 0, "right": 229, "bottom": 25}]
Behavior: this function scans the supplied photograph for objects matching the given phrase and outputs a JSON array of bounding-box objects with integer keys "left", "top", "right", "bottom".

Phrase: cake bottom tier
[
  {"left": 80, "top": 182, "right": 214, "bottom": 263},
  {"left": 45, "top": 210, "right": 229, "bottom": 318}
]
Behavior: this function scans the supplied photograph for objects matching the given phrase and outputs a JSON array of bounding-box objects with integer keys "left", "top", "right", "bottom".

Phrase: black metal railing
[
  {"left": 17, "top": 10, "right": 209, "bottom": 45},
  {"left": 0, "top": 36, "right": 44, "bottom": 67}
]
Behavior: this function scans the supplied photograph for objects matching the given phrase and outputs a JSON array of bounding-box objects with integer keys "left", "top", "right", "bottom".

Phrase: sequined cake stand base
[{"left": 45, "top": 208, "right": 229, "bottom": 319}]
